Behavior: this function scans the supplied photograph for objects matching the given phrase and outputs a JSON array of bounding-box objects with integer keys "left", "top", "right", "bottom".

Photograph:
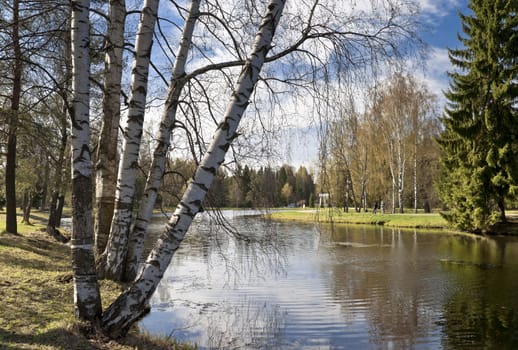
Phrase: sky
[
  {"left": 283, "top": 0, "right": 472, "bottom": 169},
  {"left": 146, "top": 0, "right": 474, "bottom": 169},
  {"left": 419, "top": 0, "right": 470, "bottom": 99}
]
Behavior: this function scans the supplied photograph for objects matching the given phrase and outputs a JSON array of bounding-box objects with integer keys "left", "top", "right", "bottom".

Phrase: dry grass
[{"left": 0, "top": 210, "right": 195, "bottom": 350}]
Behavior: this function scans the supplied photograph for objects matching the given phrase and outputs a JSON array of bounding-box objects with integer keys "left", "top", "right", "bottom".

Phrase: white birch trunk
[
  {"left": 124, "top": 0, "right": 200, "bottom": 281},
  {"left": 397, "top": 136, "right": 405, "bottom": 213},
  {"left": 388, "top": 140, "right": 396, "bottom": 213},
  {"left": 70, "top": 0, "right": 102, "bottom": 321},
  {"left": 414, "top": 139, "right": 418, "bottom": 213},
  {"left": 102, "top": 0, "right": 159, "bottom": 281},
  {"left": 101, "top": 0, "right": 286, "bottom": 336},
  {"left": 95, "top": 0, "right": 126, "bottom": 257}
]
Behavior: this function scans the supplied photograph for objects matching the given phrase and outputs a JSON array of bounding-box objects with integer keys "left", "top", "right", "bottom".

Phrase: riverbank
[
  {"left": 267, "top": 208, "right": 450, "bottom": 229},
  {"left": 0, "top": 210, "right": 193, "bottom": 350},
  {"left": 267, "top": 208, "right": 518, "bottom": 235}
]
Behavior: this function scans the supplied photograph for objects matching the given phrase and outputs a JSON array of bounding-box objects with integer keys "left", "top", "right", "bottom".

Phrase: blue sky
[
  {"left": 421, "top": 1, "right": 468, "bottom": 49},
  {"left": 418, "top": 0, "right": 470, "bottom": 98},
  {"left": 284, "top": 0, "right": 473, "bottom": 169}
]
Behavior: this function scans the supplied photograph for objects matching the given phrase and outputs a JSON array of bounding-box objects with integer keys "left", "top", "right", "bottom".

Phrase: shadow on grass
[
  {"left": 0, "top": 326, "right": 195, "bottom": 350},
  {"left": 0, "top": 233, "right": 69, "bottom": 266},
  {"left": 0, "top": 327, "right": 102, "bottom": 350}
]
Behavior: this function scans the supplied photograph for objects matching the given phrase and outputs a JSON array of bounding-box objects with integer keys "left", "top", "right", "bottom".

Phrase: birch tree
[
  {"left": 70, "top": 0, "right": 102, "bottom": 321},
  {"left": 63, "top": 0, "right": 425, "bottom": 338},
  {"left": 372, "top": 73, "right": 413, "bottom": 213},
  {"left": 94, "top": 0, "right": 126, "bottom": 256},
  {"left": 99, "top": 0, "right": 286, "bottom": 336},
  {"left": 101, "top": 0, "right": 159, "bottom": 281},
  {"left": 124, "top": 0, "right": 201, "bottom": 282}
]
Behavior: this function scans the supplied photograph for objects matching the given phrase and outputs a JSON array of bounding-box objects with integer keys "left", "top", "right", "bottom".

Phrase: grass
[
  {"left": 267, "top": 207, "right": 449, "bottom": 229},
  {"left": 0, "top": 209, "right": 195, "bottom": 350}
]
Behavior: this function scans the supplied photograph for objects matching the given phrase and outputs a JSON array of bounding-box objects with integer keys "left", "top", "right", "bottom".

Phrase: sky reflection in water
[{"left": 140, "top": 212, "right": 518, "bottom": 349}]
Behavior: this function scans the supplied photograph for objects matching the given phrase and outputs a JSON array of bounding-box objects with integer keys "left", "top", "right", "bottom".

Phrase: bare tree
[
  {"left": 124, "top": 0, "right": 201, "bottom": 282},
  {"left": 100, "top": 0, "right": 286, "bottom": 336},
  {"left": 69, "top": 0, "right": 102, "bottom": 321},
  {"left": 4, "top": 0, "right": 22, "bottom": 234},
  {"left": 101, "top": 0, "right": 159, "bottom": 281},
  {"left": 94, "top": 0, "right": 126, "bottom": 256},
  {"left": 64, "top": 0, "right": 424, "bottom": 338}
]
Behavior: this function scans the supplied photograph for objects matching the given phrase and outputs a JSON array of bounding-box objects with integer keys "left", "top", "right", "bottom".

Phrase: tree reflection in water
[{"left": 141, "top": 213, "right": 518, "bottom": 349}]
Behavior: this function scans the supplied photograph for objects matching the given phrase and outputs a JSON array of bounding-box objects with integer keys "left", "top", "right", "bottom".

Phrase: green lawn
[{"left": 267, "top": 207, "right": 449, "bottom": 229}]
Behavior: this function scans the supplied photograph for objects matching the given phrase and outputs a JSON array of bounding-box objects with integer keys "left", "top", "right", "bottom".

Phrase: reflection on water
[{"left": 139, "top": 212, "right": 518, "bottom": 349}]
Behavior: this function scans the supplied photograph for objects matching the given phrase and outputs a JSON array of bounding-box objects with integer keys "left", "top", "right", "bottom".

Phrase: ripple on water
[{"left": 140, "top": 216, "right": 518, "bottom": 349}]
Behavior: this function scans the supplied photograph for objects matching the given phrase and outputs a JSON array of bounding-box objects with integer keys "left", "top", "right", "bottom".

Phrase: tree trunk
[
  {"left": 344, "top": 173, "right": 349, "bottom": 212},
  {"left": 94, "top": 0, "right": 126, "bottom": 257},
  {"left": 397, "top": 138, "right": 405, "bottom": 214},
  {"left": 56, "top": 195, "right": 65, "bottom": 227},
  {"left": 101, "top": 0, "right": 285, "bottom": 336},
  {"left": 5, "top": 0, "right": 22, "bottom": 235},
  {"left": 22, "top": 191, "right": 32, "bottom": 224},
  {"left": 101, "top": 0, "right": 159, "bottom": 281},
  {"left": 124, "top": 0, "right": 200, "bottom": 282},
  {"left": 47, "top": 103, "right": 68, "bottom": 241},
  {"left": 40, "top": 157, "right": 50, "bottom": 211},
  {"left": 498, "top": 199, "right": 506, "bottom": 223},
  {"left": 70, "top": 0, "right": 102, "bottom": 322},
  {"left": 413, "top": 128, "right": 418, "bottom": 213}
]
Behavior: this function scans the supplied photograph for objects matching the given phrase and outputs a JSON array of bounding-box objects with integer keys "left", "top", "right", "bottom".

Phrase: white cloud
[
  {"left": 417, "top": 0, "right": 462, "bottom": 18},
  {"left": 417, "top": 47, "right": 452, "bottom": 108}
]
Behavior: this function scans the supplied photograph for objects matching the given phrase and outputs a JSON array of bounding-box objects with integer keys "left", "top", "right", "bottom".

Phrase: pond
[{"left": 139, "top": 211, "right": 518, "bottom": 349}]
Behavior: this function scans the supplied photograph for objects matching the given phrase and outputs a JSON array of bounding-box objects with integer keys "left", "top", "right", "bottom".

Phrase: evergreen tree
[{"left": 437, "top": 0, "right": 518, "bottom": 231}]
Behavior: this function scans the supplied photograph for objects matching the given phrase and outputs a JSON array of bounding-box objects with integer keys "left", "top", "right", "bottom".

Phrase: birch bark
[
  {"left": 102, "top": 0, "right": 159, "bottom": 281},
  {"left": 95, "top": 0, "right": 126, "bottom": 257},
  {"left": 70, "top": 0, "right": 102, "bottom": 321},
  {"left": 101, "top": 0, "right": 286, "bottom": 336},
  {"left": 124, "top": 0, "right": 201, "bottom": 281},
  {"left": 397, "top": 135, "right": 405, "bottom": 213}
]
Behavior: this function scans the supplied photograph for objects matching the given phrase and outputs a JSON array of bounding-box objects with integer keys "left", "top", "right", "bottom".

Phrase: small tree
[{"left": 281, "top": 182, "right": 293, "bottom": 206}]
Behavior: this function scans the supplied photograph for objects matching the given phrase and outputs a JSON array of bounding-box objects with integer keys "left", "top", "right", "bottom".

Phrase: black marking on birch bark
[
  {"left": 169, "top": 215, "right": 179, "bottom": 226},
  {"left": 219, "top": 143, "right": 230, "bottom": 152},
  {"left": 217, "top": 121, "right": 229, "bottom": 131},
  {"left": 148, "top": 259, "right": 160, "bottom": 268},
  {"left": 189, "top": 199, "right": 202, "bottom": 208},
  {"left": 178, "top": 202, "right": 195, "bottom": 217},
  {"left": 193, "top": 182, "right": 209, "bottom": 192},
  {"left": 201, "top": 166, "right": 216, "bottom": 175},
  {"left": 227, "top": 132, "right": 240, "bottom": 142},
  {"left": 78, "top": 144, "right": 90, "bottom": 161},
  {"left": 135, "top": 85, "right": 147, "bottom": 96}
]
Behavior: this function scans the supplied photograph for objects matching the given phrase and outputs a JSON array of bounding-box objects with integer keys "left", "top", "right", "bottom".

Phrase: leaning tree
[{"left": 68, "top": 0, "right": 423, "bottom": 338}]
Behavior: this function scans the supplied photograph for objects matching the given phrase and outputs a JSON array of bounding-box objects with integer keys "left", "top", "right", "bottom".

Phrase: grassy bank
[
  {"left": 0, "top": 210, "right": 193, "bottom": 350},
  {"left": 267, "top": 208, "right": 449, "bottom": 229}
]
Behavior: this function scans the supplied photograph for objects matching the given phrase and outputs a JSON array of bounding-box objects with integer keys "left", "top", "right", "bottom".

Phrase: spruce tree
[{"left": 437, "top": 0, "right": 518, "bottom": 231}]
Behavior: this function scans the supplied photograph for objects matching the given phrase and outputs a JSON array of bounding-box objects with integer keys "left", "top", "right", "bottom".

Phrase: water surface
[{"left": 140, "top": 212, "right": 518, "bottom": 349}]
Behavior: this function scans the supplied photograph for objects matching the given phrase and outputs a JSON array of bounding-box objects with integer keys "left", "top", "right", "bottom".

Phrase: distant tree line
[{"left": 149, "top": 160, "right": 316, "bottom": 210}]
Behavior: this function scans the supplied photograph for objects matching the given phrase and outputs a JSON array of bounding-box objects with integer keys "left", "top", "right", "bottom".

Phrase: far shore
[
  {"left": 265, "top": 207, "right": 450, "bottom": 229},
  {"left": 264, "top": 208, "right": 518, "bottom": 236}
]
